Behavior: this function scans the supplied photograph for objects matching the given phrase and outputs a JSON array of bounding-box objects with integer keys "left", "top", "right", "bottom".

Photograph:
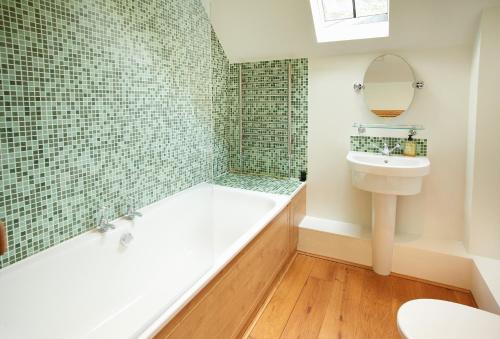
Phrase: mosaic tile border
[{"left": 350, "top": 136, "right": 428, "bottom": 156}]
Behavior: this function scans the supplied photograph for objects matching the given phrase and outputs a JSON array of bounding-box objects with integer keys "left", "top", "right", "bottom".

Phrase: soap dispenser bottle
[{"left": 403, "top": 131, "right": 417, "bottom": 157}]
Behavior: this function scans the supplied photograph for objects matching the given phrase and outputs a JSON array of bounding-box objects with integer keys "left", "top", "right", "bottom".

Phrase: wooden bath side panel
[
  {"left": 290, "top": 185, "right": 306, "bottom": 255},
  {"left": 156, "top": 206, "right": 290, "bottom": 339}
]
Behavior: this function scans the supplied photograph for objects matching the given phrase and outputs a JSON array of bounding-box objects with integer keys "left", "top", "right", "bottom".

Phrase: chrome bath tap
[
  {"left": 96, "top": 206, "right": 115, "bottom": 233},
  {"left": 124, "top": 203, "right": 142, "bottom": 220}
]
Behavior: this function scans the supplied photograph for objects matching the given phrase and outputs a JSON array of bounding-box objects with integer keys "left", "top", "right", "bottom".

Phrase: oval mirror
[{"left": 363, "top": 54, "right": 415, "bottom": 118}]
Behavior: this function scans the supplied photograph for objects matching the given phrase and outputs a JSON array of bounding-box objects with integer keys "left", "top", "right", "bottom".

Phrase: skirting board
[
  {"left": 471, "top": 256, "right": 500, "bottom": 314},
  {"left": 299, "top": 216, "right": 500, "bottom": 315},
  {"left": 298, "top": 227, "right": 472, "bottom": 290}
]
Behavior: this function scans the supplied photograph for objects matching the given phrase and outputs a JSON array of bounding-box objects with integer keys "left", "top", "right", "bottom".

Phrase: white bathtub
[{"left": 0, "top": 183, "right": 295, "bottom": 339}]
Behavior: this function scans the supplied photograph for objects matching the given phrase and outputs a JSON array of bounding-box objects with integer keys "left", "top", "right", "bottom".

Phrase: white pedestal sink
[{"left": 347, "top": 151, "right": 430, "bottom": 275}]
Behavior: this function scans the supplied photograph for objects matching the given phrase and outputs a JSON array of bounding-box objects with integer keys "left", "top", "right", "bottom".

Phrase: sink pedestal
[
  {"left": 372, "top": 193, "right": 397, "bottom": 275},
  {"left": 347, "top": 151, "right": 430, "bottom": 276}
]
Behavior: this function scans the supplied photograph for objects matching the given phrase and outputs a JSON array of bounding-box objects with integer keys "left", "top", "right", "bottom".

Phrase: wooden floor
[{"left": 245, "top": 253, "right": 476, "bottom": 339}]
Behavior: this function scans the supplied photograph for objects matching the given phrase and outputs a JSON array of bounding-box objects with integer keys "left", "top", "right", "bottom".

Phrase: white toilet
[{"left": 397, "top": 299, "right": 500, "bottom": 339}]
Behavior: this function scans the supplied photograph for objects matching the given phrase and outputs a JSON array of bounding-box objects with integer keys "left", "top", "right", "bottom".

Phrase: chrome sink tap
[
  {"left": 96, "top": 206, "right": 115, "bottom": 233},
  {"left": 373, "top": 143, "right": 401, "bottom": 156},
  {"left": 125, "top": 202, "right": 142, "bottom": 220}
]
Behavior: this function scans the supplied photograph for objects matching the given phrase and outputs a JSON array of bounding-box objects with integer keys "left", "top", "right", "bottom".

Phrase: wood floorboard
[
  {"left": 454, "top": 290, "right": 477, "bottom": 307},
  {"left": 388, "top": 277, "right": 421, "bottom": 338},
  {"left": 319, "top": 264, "right": 365, "bottom": 339},
  {"left": 248, "top": 254, "right": 315, "bottom": 339},
  {"left": 279, "top": 277, "right": 334, "bottom": 338},
  {"left": 356, "top": 271, "right": 394, "bottom": 339},
  {"left": 414, "top": 281, "right": 458, "bottom": 302},
  {"left": 246, "top": 253, "right": 477, "bottom": 339}
]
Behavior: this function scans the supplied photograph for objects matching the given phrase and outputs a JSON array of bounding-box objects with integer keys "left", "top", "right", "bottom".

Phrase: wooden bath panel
[{"left": 289, "top": 185, "right": 306, "bottom": 255}]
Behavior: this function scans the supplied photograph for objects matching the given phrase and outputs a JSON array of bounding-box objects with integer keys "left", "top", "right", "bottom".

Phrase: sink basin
[
  {"left": 346, "top": 151, "right": 430, "bottom": 275},
  {"left": 347, "top": 151, "right": 430, "bottom": 195}
]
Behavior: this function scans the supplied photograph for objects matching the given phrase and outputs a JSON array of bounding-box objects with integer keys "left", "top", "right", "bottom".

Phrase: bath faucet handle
[
  {"left": 96, "top": 206, "right": 115, "bottom": 233},
  {"left": 125, "top": 202, "right": 142, "bottom": 220}
]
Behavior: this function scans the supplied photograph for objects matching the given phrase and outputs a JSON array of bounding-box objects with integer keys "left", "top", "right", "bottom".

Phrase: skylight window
[
  {"left": 322, "top": 0, "right": 354, "bottom": 21},
  {"left": 355, "top": 0, "right": 388, "bottom": 18},
  {"left": 310, "top": 0, "right": 389, "bottom": 43}
]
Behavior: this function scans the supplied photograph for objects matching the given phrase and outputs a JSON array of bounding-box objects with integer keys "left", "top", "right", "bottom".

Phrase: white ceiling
[{"left": 209, "top": 0, "right": 500, "bottom": 63}]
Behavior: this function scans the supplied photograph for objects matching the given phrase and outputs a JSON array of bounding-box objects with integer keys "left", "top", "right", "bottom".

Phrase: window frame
[
  {"left": 321, "top": 0, "right": 388, "bottom": 22},
  {"left": 310, "top": 0, "right": 390, "bottom": 43}
]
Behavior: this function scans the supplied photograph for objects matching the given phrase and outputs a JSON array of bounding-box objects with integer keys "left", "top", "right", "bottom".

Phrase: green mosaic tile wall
[
  {"left": 227, "top": 59, "right": 308, "bottom": 179},
  {"left": 0, "top": 0, "right": 213, "bottom": 268},
  {"left": 350, "top": 136, "right": 428, "bottom": 156}
]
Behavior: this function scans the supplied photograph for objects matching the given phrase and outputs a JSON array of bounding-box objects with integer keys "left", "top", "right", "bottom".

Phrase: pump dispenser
[{"left": 403, "top": 130, "right": 417, "bottom": 157}]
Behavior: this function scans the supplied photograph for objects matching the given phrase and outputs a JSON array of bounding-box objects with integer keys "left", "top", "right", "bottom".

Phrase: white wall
[
  {"left": 465, "top": 7, "right": 500, "bottom": 259},
  {"left": 307, "top": 46, "right": 471, "bottom": 240}
]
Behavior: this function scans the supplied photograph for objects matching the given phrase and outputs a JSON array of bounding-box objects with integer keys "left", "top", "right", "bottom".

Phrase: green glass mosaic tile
[
  {"left": 0, "top": 0, "right": 213, "bottom": 268},
  {"left": 227, "top": 59, "right": 308, "bottom": 179},
  {"left": 213, "top": 173, "right": 302, "bottom": 196},
  {"left": 350, "top": 136, "right": 428, "bottom": 156}
]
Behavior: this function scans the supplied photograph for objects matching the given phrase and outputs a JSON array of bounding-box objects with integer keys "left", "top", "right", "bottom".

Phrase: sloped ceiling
[{"left": 210, "top": 0, "right": 500, "bottom": 63}]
